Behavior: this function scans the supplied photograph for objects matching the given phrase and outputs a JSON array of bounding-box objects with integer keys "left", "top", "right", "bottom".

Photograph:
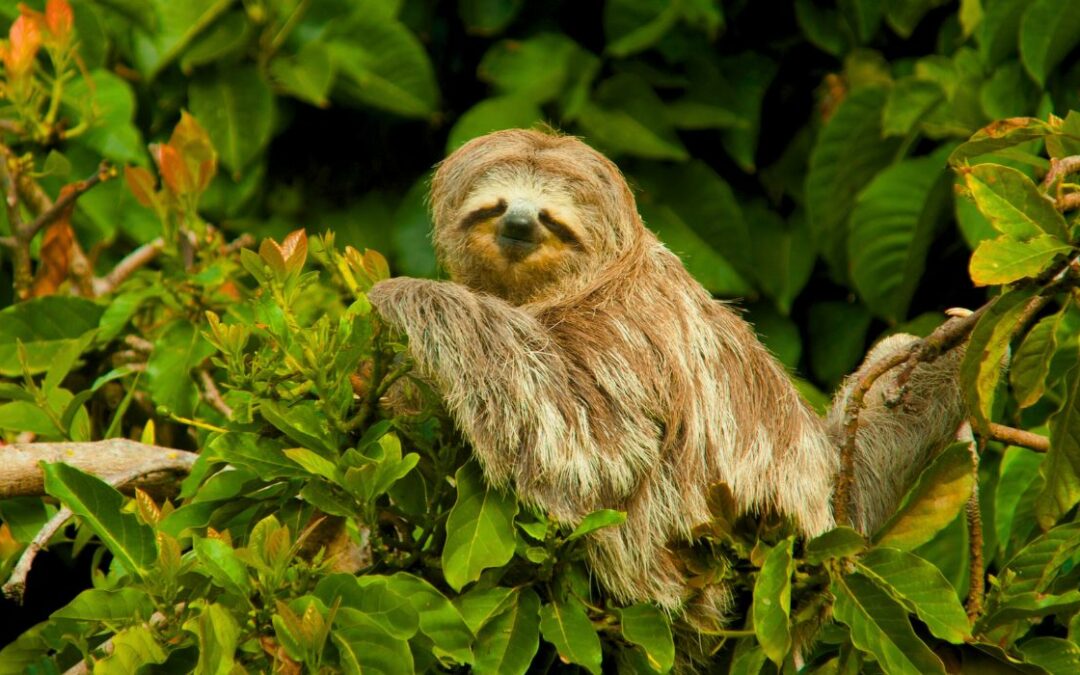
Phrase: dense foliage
[{"left": 1, "top": 0, "right": 1080, "bottom": 673}]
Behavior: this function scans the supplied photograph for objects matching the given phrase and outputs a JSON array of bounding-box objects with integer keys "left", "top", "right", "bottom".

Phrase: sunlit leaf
[
  {"left": 1036, "top": 365, "right": 1080, "bottom": 529},
  {"left": 620, "top": 603, "right": 674, "bottom": 673},
  {"left": 441, "top": 462, "right": 518, "bottom": 590},
  {"left": 1019, "top": 0, "right": 1080, "bottom": 86},
  {"left": 753, "top": 537, "right": 794, "bottom": 665},
  {"left": 969, "top": 234, "right": 1072, "bottom": 286},
  {"left": 539, "top": 596, "right": 602, "bottom": 674}
]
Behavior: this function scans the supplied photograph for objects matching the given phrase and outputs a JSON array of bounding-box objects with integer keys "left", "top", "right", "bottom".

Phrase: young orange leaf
[
  {"left": 124, "top": 165, "right": 158, "bottom": 208},
  {"left": 44, "top": 0, "right": 73, "bottom": 45},
  {"left": 6, "top": 13, "right": 42, "bottom": 76},
  {"left": 153, "top": 143, "right": 193, "bottom": 196}
]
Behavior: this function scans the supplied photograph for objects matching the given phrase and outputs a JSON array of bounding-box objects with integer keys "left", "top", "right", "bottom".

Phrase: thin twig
[
  {"left": 199, "top": 369, "right": 233, "bottom": 418},
  {"left": 986, "top": 423, "right": 1049, "bottom": 453},
  {"left": 1056, "top": 192, "right": 1080, "bottom": 212},
  {"left": 1042, "top": 155, "right": 1080, "bottom": 190},
  {"left": 93, "top": 237, "right": 164, "bottom": 296},
  {"left": 22, "top": 163, "right": 115, "bottom": 241}
]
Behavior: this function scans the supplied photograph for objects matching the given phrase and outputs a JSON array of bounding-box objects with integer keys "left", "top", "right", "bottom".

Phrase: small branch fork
[
  {"left": 1, "top": 440, "right": 198, "bottom": 602},
  {"left": 1043, "top": 155, "right": 1080, "bottom": 212},
  {"left": 832, "top": 255, "right": 1079, "bottom": 527}
]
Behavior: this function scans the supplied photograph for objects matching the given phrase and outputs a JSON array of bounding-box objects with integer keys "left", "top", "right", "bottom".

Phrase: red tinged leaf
[
  {"left": 152, "top": 142, "right": 193, "bottom": 196},
  {"left": 124, "top": 165, "right": 158, "bottom": 208},
  {"left": 279, "top": 229, "right": 307, "bottom": 273},
  {"left": 5, "top": 13, "right": 42, "bottom": 77},
  {"left": 44, "top": 0, "right": 73, "bottom": 44},
  {"left": 169, "top": 111, "right": 217, "bottom": 192},
  {"left": 30, "top": 188, "right": 77, "bottom": 297}
]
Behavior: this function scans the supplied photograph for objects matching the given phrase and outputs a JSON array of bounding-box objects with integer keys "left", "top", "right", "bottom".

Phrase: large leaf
[
  {"left": 962, "top": 163, "right": 1068, "bottom": 240},
  {"left": 620, "top": 603, "right": 674, "bottom": 673},
  {"left": 960, "top": 287, "right": 1038, "bottom": 432},
  {"left": 184, "top": 603, "right": 240, "bottom": 675},
  {"left": 873, "top": 443, "right": 975, "bottom": 551},
  {"left": 883, "top": 77, "right": 945, "bottom": 137},
  {"left": 446, "top": 96, "right": 542, "bottom": 153},
  {"left": 832, "top": 573, "right": 946, "bottom": 675},
  {"left": 1019, "top": 0, "right": 1080, "bottom": 86},
  {"left": 995, "top": 447, "right": 1045, "bottom": 557},
  {"left": 315, "top": 574, "right": 419, "bottom": 640},
  {"left": 603, "top": 0, "right": 680, "bottom": 57},
  {"left": 51, "top": 588, "right": 154, "bottom": 622},
  {"left": 0, "top": 297, "right": 103, "bottom": 376},
  {"left": 747, "top": 206, "right": 816, "bottom": 315},
  {"left": 1019, "top": 637, "right": 1080, "bottom": 674},
  {"left": 189, "top": 65, "right": 274, "bottom": 176},
  {"left": 477, "top": 33, "right": 589, "bottom": 103},
  {"left": 92, "top": 625, "right": 167, "bottom": 675},
  {"left": 806, "top": 86, "right": 902, "bottom": 281},
  {"left": 459, "top": 0, "right": 524, "bottom": 35},
  {"left": 145, "top": 319, "right": 215, "bottom": 418},
  {"left": 949, "top": 117, "right": 1054, "bottom": 166},
  {"left": 856, "top": 548, "right": 970, "bottom": 643},
  {"left": 1011, "top": 307, "right": 1068, "bottom": 409},
  {"left": 441, "top": 462, "right": 518, "bottom": 591},
  {"left": 64, "top": 69, "right": 145, "bottom": 164},
  {"left": 131, "top": 0, "right": 233, "bottom": 79},
  {"left": 42, "top": 462, "right": 157, "bottom": 577},
  {"left": 538, "top": 596, "right": 602, "bottom": 674},
  {"left": 885, "top": 0, "right": 949, "bottom": 38},
  {"left": 977, "top": 0, "right": 1028, "bottom": 66},
  {"left": 753, "top": 537, "right": 794, "bottom": 665},
  {"left": 999, "top": 522, "right": 1080, "bottom": 596},
  {"left": 1036, "top": 363, "right": 1080, "bottom": 529},
  {"left": 969, "top": 234, "right": 1073, "bottom": 287},
  {"left": 327, "top": 15, "right": 439, "bottom": 118},
  {"left": 848, "top": 153, "right": 951, "bottom": 322},
  {"left": 387, "top": 573, "right": 474, "bottom": 666},
  {"left": 577, "top": 74, "right": 689, "bottom": 161},
  {"left": 473, "top": 587, "right": 541, "bottom": 675},
  {"left": 333, "top": 615, "right": 415, "bottom": 675}
]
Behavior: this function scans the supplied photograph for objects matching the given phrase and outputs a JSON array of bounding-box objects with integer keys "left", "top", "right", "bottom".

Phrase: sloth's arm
[{"left": 369, "top": 277, "right": 642, "bottom": 519}]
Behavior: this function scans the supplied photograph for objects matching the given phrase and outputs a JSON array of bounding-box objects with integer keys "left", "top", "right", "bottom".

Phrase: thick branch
[
  {"left": 0, "top": 439, "right": 197, "bottom": 499},
  {"left": 92, "top": 237, "right": 164, "bottom": 296},
  {"left": 986, "top": 423, "right": 1050, "bottom": 453},
  {"left": 2, "top": 442, "right": 197, "bottom": 602},
  {"left": 1042, "top": 155, "right": 1080, "bottom": 190}
]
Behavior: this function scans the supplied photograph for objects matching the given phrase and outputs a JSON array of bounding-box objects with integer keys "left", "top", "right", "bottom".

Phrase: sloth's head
[{"left": 430, "top": 129, "right": 644, "bottom": 304}]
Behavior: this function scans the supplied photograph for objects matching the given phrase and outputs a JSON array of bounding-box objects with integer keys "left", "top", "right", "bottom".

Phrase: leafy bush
[{"left": 1, "top": 1, "right": 1080, "bottom": 673}]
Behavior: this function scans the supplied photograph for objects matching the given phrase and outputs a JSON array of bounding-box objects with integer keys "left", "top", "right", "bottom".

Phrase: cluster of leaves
[{"left": 0, "top": 1, "right": 1080, "bottom": 674}]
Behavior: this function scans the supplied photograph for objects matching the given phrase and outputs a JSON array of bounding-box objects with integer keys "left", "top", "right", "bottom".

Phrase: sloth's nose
[{"left": 498, "top": 213, "right": 541, "bottom": 244}]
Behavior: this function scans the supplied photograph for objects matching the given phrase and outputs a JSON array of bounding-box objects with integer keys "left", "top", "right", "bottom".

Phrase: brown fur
[{"left": 368, "top": 129, "right": 964, "bottom": 651}]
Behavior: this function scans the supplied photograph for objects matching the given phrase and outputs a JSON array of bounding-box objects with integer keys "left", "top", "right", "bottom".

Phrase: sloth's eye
[
  {"left": 459, "top": 199, "right": 507, "bottom": 230},
  {"left": 539, "top": 210, "right": 584, "bottom": 249}
]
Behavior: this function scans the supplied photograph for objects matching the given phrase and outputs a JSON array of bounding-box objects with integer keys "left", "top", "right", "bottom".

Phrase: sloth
[{"left": 367, "top": 129, "right": 964, "bottom": 629}]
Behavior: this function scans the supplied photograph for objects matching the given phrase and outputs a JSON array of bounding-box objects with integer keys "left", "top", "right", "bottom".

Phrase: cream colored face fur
[{"left": 437, "top": 167, "right": 594, "bottom": 304}]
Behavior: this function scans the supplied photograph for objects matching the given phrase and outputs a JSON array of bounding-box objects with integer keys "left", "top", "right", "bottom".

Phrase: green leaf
[
  {"left": 841, "top": 0, "right": 883, "bottom": 43},
  {"left": 804, "top": 526, "right": 867, "bottom": 564},
  {"left": 179, "top": 11, "right": 253, "bottom": 74},
  {"left": 193, "top": 537, "right": 251, "bottom": 596},
  {"left": 1037, "top": 363, "right": 1080, "bottom": 529},
  {"left": 453, "top": 586, "right": 515, "bottom": 634},
  {"left": 833, "top": 573, "right": 946, "bottom": 674},
  {"left": 577, "top": 74, "right": 689, "bottom": 161},
  {"left": 42, "top": 331, "right": 95, "bottom": 397},
  {"left": 1018, "top": 636, "right": 1080, "bottom": 673},
  {"left": 886, "top": 0, "right": 950, "bottom": 38},
  {"left": 442, "top": 462, "right": 518, "bottom": 590},
  {"left": 977, "top": 0, "right": 1027, "bottom": 66},
  {"left": 753, "top": 537, "right": 794, "bottom": 665},
  {"left": 270, "top": 40, "right": 335, "bottom": 107},
  {"left": 204, "top": 432, "right": 307, "bottom": 480},
  {"left": 716, "top": 53, "right": 777, "bottom": 172},
  {"left": 746, "top": 207, "right": 816, "bottom": 315},
  {"left": 284, "top": 447, "right": 340, "bottom": 482},
  {"left": 962, "top": 163, "right": 1068, "bottom": 240},
  {"left": 92, "top": 625, "right": 167, "bottom": 675},
  {"left": 184, "top": 603, "right": 240, "bottom": 675},
  {"left": 132, "top": 0, "right": 233, "bottom": 79},
  {"left": 189, "top": 66, "right": 274, "bottom": 176},
  {"left": 849, "top": 153, "right": 951, "bottom": 322},
  {"left": 883, "top": 77, "right": 945, "bottom": 137},
  {"left": 446, "top": 97, "right": 542, "bottom": 153},
  {"left": 873, "top": 443, "right": 975, "bottom": 551},
  {"left": 259, "top": 399, "right": 338, "bottom": 456},
  {"left": 949, "top": 117, "right": 1054, "bottom": 166},
  {"left": 145, "top": 319, "right": 215, "bottom": 418},
  {"left": 51, "top": 588, "right": 154, "bottom": 621},
  {"left": 473, "top": 587, "right": 541, "bottom": 675},
  {"left": 42, "top": 462, "right": 157, "bottom": 577},
  {"left": 995, "top": 446, "right": 1045, "bottom": 556},
  {"left": 567, "top": 509, "right": 627, "bottom": 541},
  {"left": 0, "top": 297, "right": 103, "bottom": 376},
  {"left": 539, "top": 596, "right": 603, "bottom": 674},
  {"left": 808, "top": 301, "right": 872, "bottom": 388},
  {"left": 333, "top": 616, "right": 415, "bottom": 675},
  {"left": 620, "top": 604, "right": 674, "bottom": 673},
  {"left": 459, "top": 0, "right": 524, "bottom": 35},
  {"left": 603, "top": 0, "right": 681, "bottom": 57},
  {"left": 1019, "top": 0, "right": 1080, "bottom": 86},
  {"left": 1012, "top": 310, "right": 1067, "bottom": 409},
  {"left": 999, "top": 522, "right": 1080, "bottom": 596},
  {"left": 981, "top": 591, "right": 1080, "bottom": 630},
  {"left": 806, "top": 86, "right": 902, "bottom": 281},
  {"left": 856, "top": 548, "right": 970, "bottom": 643},
  {"left": 478, "top": 33, "right": 589, "bottom": 103},
  {"left": 961, "top": 288, "right": 1038, "bottom": 432},
  {"left": 0, "top": 400, "right": 61, "bottom": 435},
  {"left": 387, "top": 573, "right": 474, "bottom": 665},
  {"left": 65, "top": 69, "right": 145, "bottom": 164},
  {"left": 328, "top": 15, "right": 439, "bottom": 118},
  {"left": 316, "top": 574, "right": 419, "bottom": 640},
  {"left": 969, "top": 234, "right": 1072, "bottom": 286}
]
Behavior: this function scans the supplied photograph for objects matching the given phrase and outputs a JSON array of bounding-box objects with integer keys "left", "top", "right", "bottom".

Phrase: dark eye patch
[
  {"left": 459, "top": 199, "right": 507, "bottom": 230},
  {"left": 539, "top": 210, "right": 584, "bottom": 249}
]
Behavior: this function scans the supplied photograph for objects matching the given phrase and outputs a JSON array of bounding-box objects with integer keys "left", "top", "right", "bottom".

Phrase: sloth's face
[{"left": 440, "top": 168, "right": 593, "bottom": 303}]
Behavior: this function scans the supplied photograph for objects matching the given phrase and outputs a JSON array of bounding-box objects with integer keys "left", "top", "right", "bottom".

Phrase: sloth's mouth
[{"left": 496, "top": 234, "right": 539, "bottom": 260}]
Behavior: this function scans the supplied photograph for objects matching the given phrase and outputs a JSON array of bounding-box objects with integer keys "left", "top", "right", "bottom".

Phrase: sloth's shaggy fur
[{"left": 368, "top": 129, "right": 964, "bottom": 629}]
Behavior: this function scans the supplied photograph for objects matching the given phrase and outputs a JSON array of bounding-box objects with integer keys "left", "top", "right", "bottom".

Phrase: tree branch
[
  {"left": 92, "top": 237, "right": 164, "bottom": 296},
  {"left": 22, "top": 163, "right": 116, "bottom": 241},
  {"left": 986, "top": 423, "right": 1050, "bottom": 453}
]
